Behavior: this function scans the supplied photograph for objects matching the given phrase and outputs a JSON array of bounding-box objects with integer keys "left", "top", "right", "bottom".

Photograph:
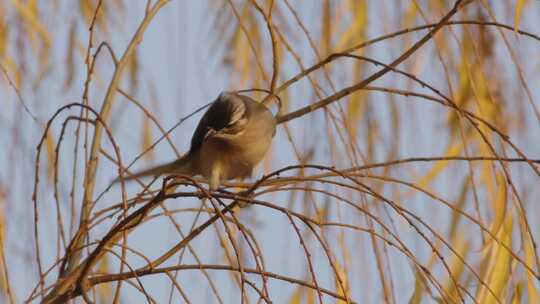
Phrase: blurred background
[{"left": 1, "top": 0, "right": 540, "bottom": 303}]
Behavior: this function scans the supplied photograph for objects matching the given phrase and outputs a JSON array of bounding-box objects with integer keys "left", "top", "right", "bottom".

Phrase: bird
[{"left": 117, "top": 91, "right": 277, "bottom": 190}]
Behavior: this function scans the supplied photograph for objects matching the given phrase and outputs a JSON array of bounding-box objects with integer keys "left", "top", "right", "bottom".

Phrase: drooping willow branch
[
  {"left": 38, "top": 1, "right": 540, "bottom": 303},
  {"left": 275, "top": 0, "right": 461, "bottom": 124},
  {"left": 67, "top": 0, "right": 170, "bottom": 275}
]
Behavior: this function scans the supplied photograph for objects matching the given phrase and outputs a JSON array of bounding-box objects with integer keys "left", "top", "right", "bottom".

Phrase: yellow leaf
[
  {"left": 514, "top": 0, "right": 525, "bottom": 32},
  {"left": 335, "top": 261, "right": 351, "bottom": 304},
  {"left": 418, "top": 142, "right": 461, "bottom": 189},
  {"left": 79, "top": 0, "right": 93, "bottom": 25},
  {"left": 0, "top": 15, "right": 8, "bottom": 59},
  {"left": 524, "top": 231, "right": 539, "bottom": 303},
  {"left": 1, "top": 57, "right": 22, "bottom": 88},
  {"left": 346, "top": 67, "right": 366, "bottom": 138},
  {"left": 483, "top": 173, "right": 507, "bottom": 248},
  {"left": 448, "top": 178, "right": 469, "bottom": 240},
  {"left": 478, "top": 145, "right": 496, "bottom": 204},
  {"left": 128, "top": 49, "right": 139, "bottom": 93},
  {"left": 10, "top": 0, "right": 51, "bottom": 48},
  {"left": 45, "top": 130, "right": 56, "bottom": 184},
  {"left": 402, "top": 2, "right": 418, "bottom": 27},
  {"left": 97, "top": 256, "right": 111, "bottom": 301},
  {"left": 80, "top": 0, "right": 106, "bottom": 30},
  {"left": 477, "top": 215, "right": 513, "bottom": 304},
  {"left": 142, "top": 115, "right": 154, "bottom": 162},
  {"left": 335, "top": 1, "right": 367, "bottom": 51},
  {"left": 306, "top": 288, "right": 315, "bottom": 304},
  {"left": 321, "top": 0, "right": 331, "bottom": 56},
  {"left": 288, "top": 286, "right": 303, "bottom": 304},
  {"left": 511, "top": 282, "right": 523, "bottom": 304},
  {"left": 442, "top": 234, "right": 471, "bottom": 303}
]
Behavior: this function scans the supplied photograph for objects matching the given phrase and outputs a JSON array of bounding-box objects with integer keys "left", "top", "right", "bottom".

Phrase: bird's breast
[{"left": 193, "top": 101, "right": 276, "bottom": 183}]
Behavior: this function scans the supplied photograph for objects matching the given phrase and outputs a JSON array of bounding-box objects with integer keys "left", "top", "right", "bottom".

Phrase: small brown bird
[{"left": 118, "top": 92, "right": 277, "bottom": 189}]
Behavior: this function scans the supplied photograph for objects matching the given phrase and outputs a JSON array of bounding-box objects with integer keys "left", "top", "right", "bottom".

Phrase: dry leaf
[
  {"left": 514, "top": 0, "right": 525, "bottom": 32},
  {"left": 142, "top": 115, "right": 154, "bottom": 162}
]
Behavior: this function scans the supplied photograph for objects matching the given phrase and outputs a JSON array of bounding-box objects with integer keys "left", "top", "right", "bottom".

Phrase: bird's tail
[{"left": 114, "top": 154, "right": 193, "bottom": 183}]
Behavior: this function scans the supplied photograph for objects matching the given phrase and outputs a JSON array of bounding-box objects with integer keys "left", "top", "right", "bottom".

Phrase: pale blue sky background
[{"left": 2, "top": 1, "right": 540, "bottom": 303}]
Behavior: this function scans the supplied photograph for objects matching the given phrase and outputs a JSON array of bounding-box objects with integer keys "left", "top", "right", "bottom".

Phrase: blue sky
[{"left": 2, "top": 1, "right": 540, "bottom": 303}]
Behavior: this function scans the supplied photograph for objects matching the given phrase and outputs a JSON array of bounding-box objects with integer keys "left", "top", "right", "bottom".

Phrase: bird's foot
[{"left": 217, "top": 188, "right": 252, "bottom": 208}]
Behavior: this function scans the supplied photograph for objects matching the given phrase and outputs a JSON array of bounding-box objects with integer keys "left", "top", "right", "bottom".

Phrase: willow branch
[
  {"left": 276, "top": 0, "right": 467, "bottom": 124},
  {"left": 67, "top": 0, "right": 169, "bottom": 273}
]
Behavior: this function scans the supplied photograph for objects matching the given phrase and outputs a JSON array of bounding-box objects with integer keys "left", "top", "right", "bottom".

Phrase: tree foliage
[{"left": 1, "top": 0, "right": 539, "bottom": 303}]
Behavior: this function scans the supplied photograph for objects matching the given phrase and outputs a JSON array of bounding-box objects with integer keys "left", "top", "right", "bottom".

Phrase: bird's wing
[{"left": 189, "top": 92, "right": 249, "bottom": 152}]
